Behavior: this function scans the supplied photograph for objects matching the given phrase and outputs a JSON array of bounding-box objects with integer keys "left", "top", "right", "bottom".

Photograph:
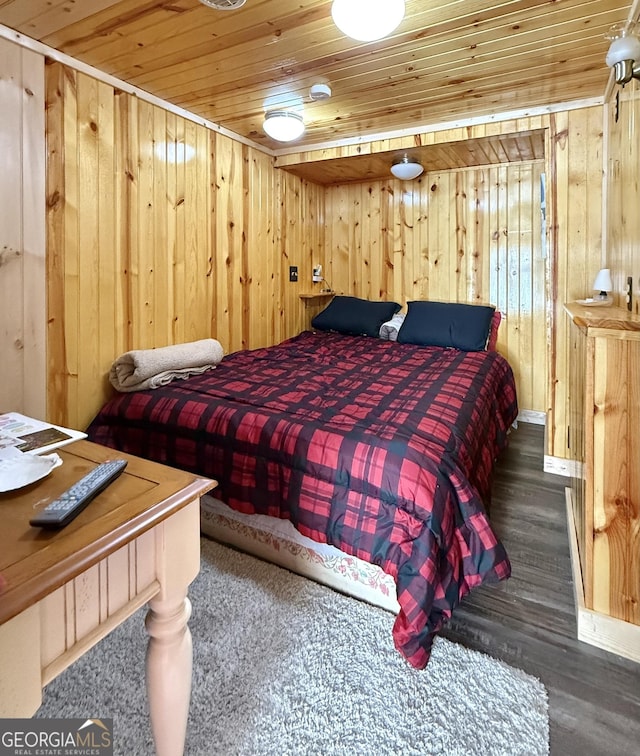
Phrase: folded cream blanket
[{"left": 109, "top": 338, "right": 224, "bottom": 392}]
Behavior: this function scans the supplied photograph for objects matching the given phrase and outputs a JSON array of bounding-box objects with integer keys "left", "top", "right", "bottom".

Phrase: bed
[{"left": 87, "top": 300, "right": 518, "bottom": 669}]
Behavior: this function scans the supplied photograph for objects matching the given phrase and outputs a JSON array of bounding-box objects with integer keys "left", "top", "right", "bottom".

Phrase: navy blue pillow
[
  {"left": 397, "top": 301, "right": 495, "bottom": 351},
  {"left": 311, "top": 296, "right": 401, "bottom": 338}
]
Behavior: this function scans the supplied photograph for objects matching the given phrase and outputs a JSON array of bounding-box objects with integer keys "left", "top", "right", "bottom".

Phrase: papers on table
[
  {"left": 0, "top": 412, "right": 86, "bottom": 458},
  {"left": 0, "top": 412, "right": 85, "bottom": 492}
]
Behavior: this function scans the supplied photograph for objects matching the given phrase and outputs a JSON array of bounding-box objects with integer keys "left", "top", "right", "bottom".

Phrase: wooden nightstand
[{"left": 0, "top": 440, "right": 216, "bottom": 756}]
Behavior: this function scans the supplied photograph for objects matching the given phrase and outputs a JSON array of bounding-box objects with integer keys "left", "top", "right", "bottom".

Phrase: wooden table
[{"left": 0, "top": 440, "right": 216, "bottom": 755}]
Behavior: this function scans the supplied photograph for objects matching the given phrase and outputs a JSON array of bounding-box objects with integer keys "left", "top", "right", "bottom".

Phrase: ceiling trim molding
[
  {"left": 271, "top": 97, "right": 605, "bottom": 157},
  {"left": 0, "top": 23, "right": 275, "bottom": 157}
]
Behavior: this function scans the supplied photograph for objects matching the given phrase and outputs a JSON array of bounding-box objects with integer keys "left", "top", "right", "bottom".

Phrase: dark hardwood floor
[{"left": 440, "top": 422, "right": 640, "bottom": 756}]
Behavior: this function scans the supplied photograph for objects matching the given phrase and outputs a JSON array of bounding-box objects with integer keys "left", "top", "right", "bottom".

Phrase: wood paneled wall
[
  {"left": 0, "top": 40, "right": 46, "bottom": 418},
  {"left": 45, "top": 61, "right": 324, "bottom": 430},
  {"left": 605, "top": 79, "right": 640, "bottom": 308},
  {"left": 0, "top": 38, "right": 604, "bottom": 461},
  {"left": 547, "top": 107, "right": 606, "bottom": 462},
  {"left": 323, "top": 162, "right": 548, "bottom": 413},
  {"left": 283, "top": 109, "right": 605, "bottom": 457},
  {"left": 44, "top": 69, "right": 606, "bottom": 456}
]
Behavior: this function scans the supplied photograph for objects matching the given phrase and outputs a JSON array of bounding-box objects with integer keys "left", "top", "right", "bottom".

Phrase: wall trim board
[
  {"left": 544, "top": 456, "right": 582, "bottom": 478},
  {"left": 565, "top": 488, "right": 640, "bottom": 663},
  {"left": 0, "top": 23, "right": 267, "bottom": 155},
  {"left": 272, "top": 99, "right": 604, "bottom": 158},
  {"left": 517, "top": 410, "right": 546, "bottom": 425}
]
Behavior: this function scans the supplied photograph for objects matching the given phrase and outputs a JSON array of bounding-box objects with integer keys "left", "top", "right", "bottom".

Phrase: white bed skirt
[{"left": 200, "top": 495, "right": 400, "bottom": 614}]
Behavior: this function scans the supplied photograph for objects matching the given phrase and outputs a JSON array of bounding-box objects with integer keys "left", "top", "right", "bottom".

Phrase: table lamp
[{"left": 593, "top": 268, "right": 612, "bottom": 301}]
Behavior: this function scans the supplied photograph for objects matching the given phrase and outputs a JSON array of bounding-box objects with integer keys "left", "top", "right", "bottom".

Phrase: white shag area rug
[{"left": 37, "top": 538, "right": 549, "bottom": 755}]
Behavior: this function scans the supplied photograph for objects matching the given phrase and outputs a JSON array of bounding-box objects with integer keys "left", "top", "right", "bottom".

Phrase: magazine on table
[{"left": 0, "top": 412, "right": 86, "bottom": 458}]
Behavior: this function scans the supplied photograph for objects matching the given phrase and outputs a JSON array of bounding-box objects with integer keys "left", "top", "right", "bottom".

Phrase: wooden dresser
[{"left": 564, "top": 302, "right": 640, "bottom": 662}]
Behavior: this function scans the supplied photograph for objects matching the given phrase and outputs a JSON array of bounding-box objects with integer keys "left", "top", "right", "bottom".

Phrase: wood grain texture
[
  {"left": 605, "top": 78, "right": 640, "bottom": 314},
  {"left": 323, "top": 161, "right": 547, "bottom": 412},
  {"left": 0, "top": 0, "right": 628, "bottom": 149},
  {"left": 0, "top": 439, "right": 214, "bottom": 626},
  {"left": 565, "top": 303, "right": 640, "bottom": 629},
  {"left": 442, "top": 422, "right": 640, "bottom": 756},
  {"left": 0, "top": 31, "right": 611, "bottom": 471},
  {"left": 0, "top": 42, "right": 46, "bottom": 416},
  {"left": 546, "top": 107, "right": 605, "bottom": 461},
  {"left": 279, "top": 130, "right": 546, "bottom": 185},
  {"left": 45, "top": 61, "right": 325, "bottom": 429}
]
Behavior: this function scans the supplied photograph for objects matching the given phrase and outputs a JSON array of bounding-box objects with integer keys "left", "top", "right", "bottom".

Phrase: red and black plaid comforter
[{"left": 87, "top": 330, "right": 518, "bottom": 668}]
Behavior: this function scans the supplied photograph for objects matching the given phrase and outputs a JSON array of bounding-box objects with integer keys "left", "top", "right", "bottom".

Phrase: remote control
[{"left": 29, "top": 459, "right": 128, "bottom": 529}]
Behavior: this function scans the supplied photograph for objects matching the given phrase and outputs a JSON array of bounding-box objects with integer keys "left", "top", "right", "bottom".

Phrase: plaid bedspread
[{"left": 87, "top": 330, "right": 518, "bottom": 668}]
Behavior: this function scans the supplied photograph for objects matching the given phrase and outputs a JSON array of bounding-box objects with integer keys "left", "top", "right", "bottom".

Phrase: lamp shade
[
  {"left": 331, "top": 0, "right": 405, "bottom": 42},
  {"left": 593, "top": 268, "right": 612, "bottom": 293},
  {"left": 390, "top": 155, "right": 424, "bottom": 181},
  {"left": 606, "top": 34, "right": 640, "bottom": 67},
  {"left": 263, "top": 111, "right": 305, "bottom": 142}
]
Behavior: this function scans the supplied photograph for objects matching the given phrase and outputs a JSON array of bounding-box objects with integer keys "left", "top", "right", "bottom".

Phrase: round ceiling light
[
  {"left": 390, "top": 154, "right": 424, "bottom": 181},
  {"left": 263, "top": 111, "right": 305, "bottom": 142},
  {"left": 198, "top": 0, "right": 246, "bottom": 9},
  {"left": 331, "top": 0, "right": 405, "bottom": 42},
  {"left": 309, "top": 82, "right": 332, "bottom": 101}
]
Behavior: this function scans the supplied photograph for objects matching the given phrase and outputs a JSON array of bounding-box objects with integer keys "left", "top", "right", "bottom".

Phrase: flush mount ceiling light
[
  {"left": 309, "top": 82, "right": 332, "bottom": 101},
  {"left": 198, "top": 0, "right": 246, "bottom": 8},
  {"left": 331, "top": 0, "right": 405, "bottom": 42},
  {"left": 390, "top": 154, "right": 424, "bottom": 181},
  {"left": 263, "top": 110, "right": 305, "bottom": 142},
  {"left": 605, "top": 22, "right": 640, "bottom": 85}
]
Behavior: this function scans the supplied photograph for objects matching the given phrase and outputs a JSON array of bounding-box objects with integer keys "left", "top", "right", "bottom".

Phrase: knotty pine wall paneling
[
  {"left": 41, "top": 48, "right": 606, "bottom": 455},
  {"left": 278, "top": 169, "right": 325, "bottom": 339},
  {"left": 547, "top": 107, "right": 605, "bottom": 462},
  {"left": 213, "top": 133, "right": 245, "bottom": 355},
  {"left": 46, "top": 61, "right": 324, "bottom": 430},
  {"left": 605, "top": 78, "right": 640, "bottom": 306},
  {"left": 0, "top": 39, "right": 46, "bottom": 417},
  {"left": 290, "top": 108, "right": 604, "bottom": 458},
  {"left": 324, "top": 161, "right": 547, "bottom": 414}
]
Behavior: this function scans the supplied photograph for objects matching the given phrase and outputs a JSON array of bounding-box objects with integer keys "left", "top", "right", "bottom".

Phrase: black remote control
[{"left": 29, "top": 459, "right": 128, "bottom": 529}]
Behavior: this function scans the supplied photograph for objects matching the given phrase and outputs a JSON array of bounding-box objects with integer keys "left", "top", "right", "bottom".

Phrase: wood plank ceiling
[
  {"left": 281, "top": 128, "right": 546, "bottom": 184},
  {"left": 0, "top": 0, "right": 631, "bottom": 154}
]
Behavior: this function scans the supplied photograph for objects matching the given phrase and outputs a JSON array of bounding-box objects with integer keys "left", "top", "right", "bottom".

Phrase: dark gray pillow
[
  {"left": 397, "top": 301, "right": 495, "bottom": 351},
  {"left": 311, "top": 296, "right": 401, "bottom": 338}
]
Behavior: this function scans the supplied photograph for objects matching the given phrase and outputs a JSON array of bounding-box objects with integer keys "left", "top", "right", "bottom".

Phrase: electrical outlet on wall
[
  {"left": 312, "top": 264, "right": 323, "bottom": 283},
  {"left": 289, "top": 266, "right": 298, "bottom": 282},
  {"left": 627, "top": 276, "right": 633, "bottom": 311}
]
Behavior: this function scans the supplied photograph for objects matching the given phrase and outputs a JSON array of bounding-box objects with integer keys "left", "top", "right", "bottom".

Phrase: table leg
[{"left": 145, "top": 593, "right": 193, "bottom": 756}]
